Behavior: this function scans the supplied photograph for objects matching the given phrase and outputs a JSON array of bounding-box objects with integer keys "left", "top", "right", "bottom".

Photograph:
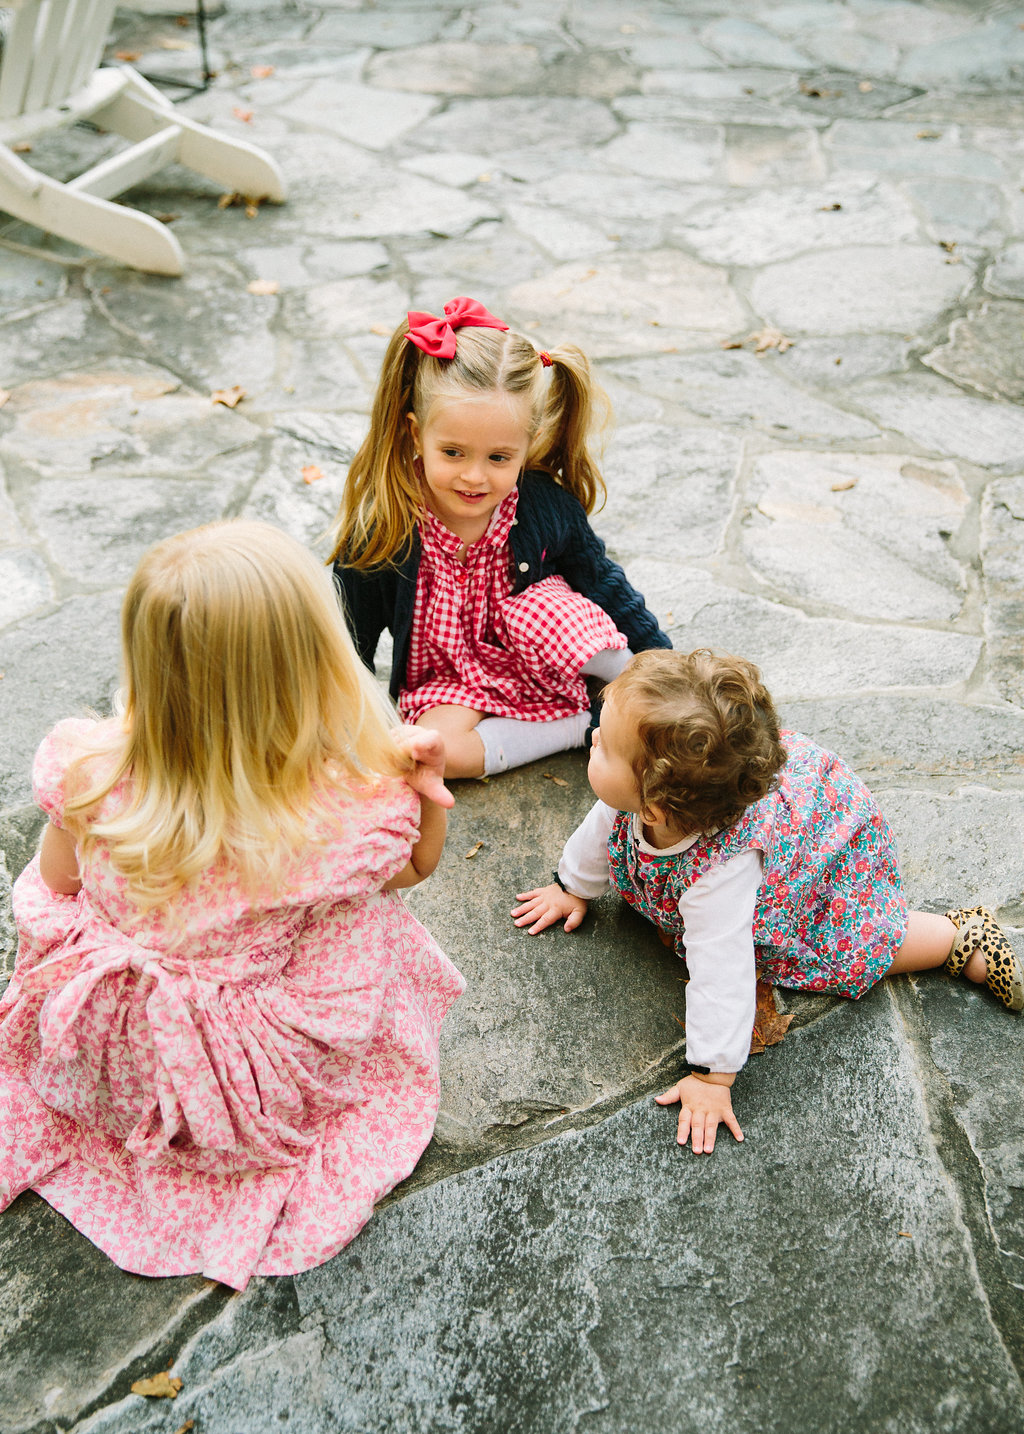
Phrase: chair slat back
[{"left": 0, "top": 0, "right": 119, "bottom": 120}]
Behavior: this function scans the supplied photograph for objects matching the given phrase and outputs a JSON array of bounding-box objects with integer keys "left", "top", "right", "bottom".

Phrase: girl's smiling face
[{"left": 408, "top": 393, "right": 531, "bottom": 543}]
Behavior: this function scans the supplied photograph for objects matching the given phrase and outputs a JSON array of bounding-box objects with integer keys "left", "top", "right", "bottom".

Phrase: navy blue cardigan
[{"left": 333, "top": 469, "right": 671, "bottom": 702}]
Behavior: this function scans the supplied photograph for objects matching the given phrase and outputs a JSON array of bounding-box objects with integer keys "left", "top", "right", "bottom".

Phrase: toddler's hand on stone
[
  {"left": 512, "top": 884, "right": 587, "bottom": 934},
  {"left": 656, "top": 1072, "right": 743, "bottom": 1155}
]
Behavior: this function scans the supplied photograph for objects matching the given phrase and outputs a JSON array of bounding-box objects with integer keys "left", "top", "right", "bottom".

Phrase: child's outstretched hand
[
  {"left": 512, "top": 883, "right": 588, "bottom": 934},
  {"left": 656, "top": 1072, "right": 744, "bottom": 1155},
  {"left": 394, "top": 725, "right": 454, "bottom": 809}
]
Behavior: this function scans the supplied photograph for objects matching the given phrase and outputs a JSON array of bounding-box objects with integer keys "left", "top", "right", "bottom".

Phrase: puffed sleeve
[
  {"left": 316, "top": 778, "right": 422, "bottom": 901},
  {"left": 31, "top": 718, "right": 97, "bottom": 828}
]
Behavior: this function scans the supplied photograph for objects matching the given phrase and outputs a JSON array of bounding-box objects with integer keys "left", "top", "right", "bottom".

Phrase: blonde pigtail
[
  {"left": 530, "top": 344, "right": 609, "bottom": 514},
  {"left": 329, "top": 322, "right": 425, "bottom": 571}
]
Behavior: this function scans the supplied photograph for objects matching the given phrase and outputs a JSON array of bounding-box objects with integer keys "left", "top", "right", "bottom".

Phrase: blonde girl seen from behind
[
  {"left": 2, "top": 521, "right": 464, "bottom": 1291},
  {"left": 513, "top": 649, "right": 1024, "bottom": 1156},
  {"left": 331, "top": 296, "right": 671, "bottom": 781}
]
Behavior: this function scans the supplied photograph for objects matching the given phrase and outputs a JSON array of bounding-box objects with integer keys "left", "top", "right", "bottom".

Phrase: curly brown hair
[{"left": 607, "top": 649, "right": 787, "bottom": 835}]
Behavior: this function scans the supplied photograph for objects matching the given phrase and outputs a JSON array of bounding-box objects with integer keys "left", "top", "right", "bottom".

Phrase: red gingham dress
[{"left": 399, "top": 489, "right": 626, "bottom": 723}]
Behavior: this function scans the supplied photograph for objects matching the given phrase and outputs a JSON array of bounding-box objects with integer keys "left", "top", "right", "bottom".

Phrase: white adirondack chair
[{"left": 0, "top": 0, "right": 285, "bottom": 275}]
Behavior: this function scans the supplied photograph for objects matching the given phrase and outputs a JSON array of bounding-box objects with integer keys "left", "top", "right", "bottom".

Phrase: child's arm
[
  {"left": 553, "top": 506, "right": 671, "bottom": 653},
  {"left": 512, "top": 800, "right": 616, "bottom": 933},
  {"left": 39, "top": 820, "right": 82, "bottom": 896},
  {"left": 383, "top": 726, "right": 450, "bottom": 890}
]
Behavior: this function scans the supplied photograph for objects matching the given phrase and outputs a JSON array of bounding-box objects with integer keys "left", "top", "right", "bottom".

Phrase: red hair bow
[{"left": 405, "top": 296, "right": 509, "bottom": 359}]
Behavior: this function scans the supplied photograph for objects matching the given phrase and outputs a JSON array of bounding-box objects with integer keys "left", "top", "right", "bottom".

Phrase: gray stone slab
[
  {"left": 0, "top": 364, "right": 261, "bottom": 478},
  {"left": 597, "top": 424, "right": 742, "bottom": 563},
  {"left": 265, "top": 77, "right": 439, "bottom": 150},
  {"left": 701, "top": 16, "right": 812, "bottom": 69},
  {"left": 0, "top": 548, "right": 53, "bottom": 630},
  {"left": 749, "top": 245, "right": 973, "bottom": 335},
  {"left": 404, "top": 224, "right": 549, "bottom": 300},
  {"left": 404, "top": 752, "right": 686, "bottom": 1149},
  {"left": 893, "top": 94, "right": 1024, "bottom": 127},
  {"left": 673, "top": 177, "right": 920, "bottom": 266},
  {"left": 915, "top": 974, "right": 1024, "bottom": 1295},
  {"left": 981, "top": 476, "right": 1024, "bottom": 710},
  {"left": 625, "top": 564, "right": 981, "bottom": 701},
  {"left": 88, "top": 262, "right": 280, "bottom": 395},
  {"left": 0, "top": 250, "right": 65, "bottom": 314},
  {"left": 923, "top": 302, "right": 1024, "bottom": 404},
  {"left": 285, "top": 274, "right": 410, "bottom": 340},
  {"left": 768, "top": 334, "right": 912, "bottom": 387},
  {"left": 882, "top": 787, "right": 1024, "bottom": 913},
  {"left": 722, "top": 125, "right": 826, "bottom": 186},
  {"left": 604, "top": 351, "right": 879, "bottom": 440},
  {"left": 0, "top": 592, "right": 122, "bottom": 809},
  {"left": 843, "top": 1, "right": 977, "bottom": 50},
  {"left": 826, "top": 120, "right": 1007, "bottom": 183},
  {"left": 506, "top": 252, "right": 747, "bottom": 359},
  {"left": 741, "top": 450, "right": 968, "bottom": 623},
  {"left": 23, "top": 473, "right": 242, "bottom": 589},
  {"left": 627, "top": 76, "right": 832, "bottom": 131},
  {"left": 903, "top": 178, "right": 1005, "bottom": 247},
  {"left": 0, "top": 850, "right": 15, "bottom": 985},
  {"left": 238, "top": 434, "right": 351, "bottom": 553},
  {"left": 850, "top": 376, "right": 1024, "bottom": 469},
  {"left": 898, "top": 19, "right": 1024, "bottom": 91},
  {"left": 0, "top": 299, "right": 123, "bottom": 389},
  {"left": 309, "top": 8, "right": 450, "bottom": 50},
  {"left": 985, "top": 243, "right": 1024, "bottom": 300},
  {"left": 408, "top": 96, "right": 619, "bottom": 156},
  {"left": 234, "top": 239, "right": 389, "bottom": 289},
  {"left": 518, "top": 169, "right": 723, "bottom": 245},
  {"left": 75, "top": 1001, "right": 1024, "bottom": 1434},
  {"left": 796, "top": 31, "right": 900, "bottom": 77},
  {"left": 777, "top": 695, "right": 1024, "bottom": 786},
  {"left": 601, "top": 121, "right": 724, "bottom": 183},
  {"left": 367, "top": 40, "right": 544, "bottom": 94},
  {"left": 623, "top": 33, "right": 724, "bottom": 70},
  {"left": 504, "top": 203, "right": 619, "bottom": 262}
]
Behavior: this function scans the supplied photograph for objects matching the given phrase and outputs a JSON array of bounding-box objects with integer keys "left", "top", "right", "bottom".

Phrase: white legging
[{"left": 476, "top": 647, "right": 631, "bottom": 776}]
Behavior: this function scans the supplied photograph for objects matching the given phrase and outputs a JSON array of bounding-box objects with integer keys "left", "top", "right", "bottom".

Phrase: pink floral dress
[{"left": 0, "top": 720, "right": 465, "bottom": 1290}]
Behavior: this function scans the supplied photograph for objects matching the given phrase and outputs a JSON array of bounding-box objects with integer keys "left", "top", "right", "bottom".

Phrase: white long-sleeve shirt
[{"left": 558, "top": 801, "right": 763, "bottom": 1074}]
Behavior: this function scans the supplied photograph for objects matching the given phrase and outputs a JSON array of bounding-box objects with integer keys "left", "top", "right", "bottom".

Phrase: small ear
[
  {"left": 642, "top": 801, "right": 668, "bottom": 827},
  {"left": 406, "top": 412, "right": 421, "bottom": 449}
]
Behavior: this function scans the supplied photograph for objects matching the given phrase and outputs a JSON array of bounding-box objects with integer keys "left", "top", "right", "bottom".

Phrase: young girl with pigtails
[{"left": 330, "top": 297, "right": 671, "bottom": 779}]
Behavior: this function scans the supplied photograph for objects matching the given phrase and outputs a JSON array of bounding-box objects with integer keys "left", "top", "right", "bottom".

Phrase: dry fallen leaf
[
  {"left": 158, "top": 37, "right": 193, "bottom": 50},
  {"left": 818, "top": 202, "right": 842, "bottom": 211},
  {"left": 245, "top": 201, "right": 260, "bottom": 219},
  {"left": 939, "top": 240, "right": 958, "bottom": 253},
  {"left": 12, "top": 140, "right": 32, "bottom": 153},
  {"left": 748, "top": 980, "right": 794, "bottom": 1055},
  {"left": 464, "top": 841, "right": 484, "bottom": 859},
  {"left": 155, "top": 212, "right": 181, "bottom": 224},
  {"left": 720, "top": 338, "right": 744, "bottom": 350},
  {"left": 115, "top": 49, "right": 142, "bottom": 62},
  {"left": 247, "top": 277, "right": 279, "bottom": 295},
  {"left": 542, "top": 772, "right": 569, "bottom": 787},
  {"left": 211, "top": 385, "right": 245, "bottom": 409},
  {"left": 250, "top": 64, "right": 275, "bottom": 78},
  {"left": 898, "top": 1231, "right": 913, "bottom": 1238},
  {"left": 858, "top": 80, "right": 874, "bottom": 92},
  {"left": 799, "top": 81, "right": 836, "bottom": 98},
  {"left": 233, "top": 106, "right": 254, "bottom": 123},
  {"left": 831, "top": 478, "right": 858, "bottom": 492},
  {"left": 916, "top": 129, "right": 941, "bottom": 140},
  {"left": 172, "top": 1423, "right": 195, "bottom": 1434},
  {"left": 751, "top": 327, "right": 793, "bottom": 354},
  {"left": 0, "top": 389, "right": 10, "bottom": 408},
  {"left": 301, "top": 464, "right": 324, "bottom": 484},
  {"left": 131, "top": 1372, "right": 183, "bottom": 1399}
]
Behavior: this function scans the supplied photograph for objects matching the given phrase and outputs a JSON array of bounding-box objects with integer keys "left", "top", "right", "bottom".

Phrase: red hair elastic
[
  {"left": 539, "top": 350, "right": 553, "bottom": 367},
  {"left": 405, "top": 297, "right": 508, "bottom": 359}
]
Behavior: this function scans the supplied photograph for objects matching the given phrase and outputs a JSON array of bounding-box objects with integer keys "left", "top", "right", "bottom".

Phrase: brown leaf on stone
[
  {"left": 542, "top": 772, "right": 569, "bottom": 787},
  {"left": 172, "top": 1423, "right": 194, "bottom": 1434},
  {"left": 301, "top": 464, "right": 324, "bottom": 484},
  {"left": 799, "top": 81, "right": 836, "bottom": 98},
  {"left": 155, "top": 212, "right": 181, "bottom": 224},
  {"left": 245, "top": 202, "right": 260, "bottom": 219},
  {"left": 247, "top": 278, "right": 279, "bottom": 295},
  {"left": 464, "top": 841, "right": 484, "bottom": 859},
  {"left": 916, "top": 129, "right": 941, "bottom": 140},
  {"left": 158, "top": 37, "right": 192, "bottom": 50},
  {"left": 748, "top": 980, "right": 794, "bottom": 1056},
  {"left": 720, "top": 338, "right": 744, "bottom": 350},
  {"left": 818, "top": 202, "right": 842, "bottom": 211},
  {"left": 858, "top": 80, "right": 874, "bottom": 92},
  {"left": 0, "top": 389, "right": 10, "bottom": 408},
  {"left": 12, "top": 140, "right": 32, "bottom": 153},
  {"left": 115, "top": 49, "right": 142, "bottom": 62},
  {"left": 233, "top": 107, "right": 254, "bottom": 123},
  {"left": 250, "top": 64, "right": 275, "bottom": 78},
  {"left": 130, "top": 1372, "right": 183, "bottom": 1399},
  {"left": 830, "top": 478, "right": 858, "bottom": 492},
  {"left": 898, "top": 1230, "right": 913, "bottom": 1238},
  {"left": 750, "top": 327, "right": 793, "bottom": 354},
  {"left": 211, "top": 385, "right": 245, "bottom": 409}
]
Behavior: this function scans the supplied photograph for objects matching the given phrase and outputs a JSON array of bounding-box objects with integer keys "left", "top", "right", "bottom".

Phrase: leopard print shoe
[{"left": 944, "top": 906, "right": 1024, "bottom": 1013}]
